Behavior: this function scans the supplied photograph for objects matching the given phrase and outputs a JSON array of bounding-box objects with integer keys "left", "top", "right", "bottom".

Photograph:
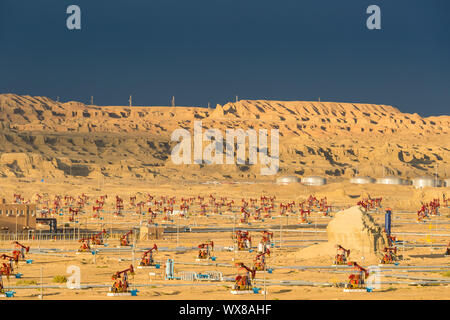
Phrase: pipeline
[
  {"left": 392, "top": 232, "right": 450, "bottom": 237},
  {"left": 271, "top": 265, "right": 450, "bottom": 270},
  {"left": 6, "top": 279, "right": 450, "bottom": 291}
]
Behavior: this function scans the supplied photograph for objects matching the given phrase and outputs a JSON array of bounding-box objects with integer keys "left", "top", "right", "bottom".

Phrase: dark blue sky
[{"left": 1, "top": 0, "right": 449, "bottom": 116}]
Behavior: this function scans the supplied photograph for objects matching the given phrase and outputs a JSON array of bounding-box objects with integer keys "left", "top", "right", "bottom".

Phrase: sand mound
[{"left": 289, "top": 206, "right": 388, "bottom": 264}]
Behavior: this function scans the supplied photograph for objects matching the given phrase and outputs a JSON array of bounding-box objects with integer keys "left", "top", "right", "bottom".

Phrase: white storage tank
[
  {"left": 376, "top": 176, "right": 405, "bottom": 185},
  {"left": 301, "top": 176, "right": 327, "bottom": 186},
  {"left": 412, "top": 176, "right": 441, "bottom": 188},
  {"left": 350, "top": 176, "right": 375, "bottom": 184},
  {"left": 276, "top": 176, "right": 300, "bottom": 185},
  {"left": 402, "top": 179, "right": 413, "bottom": 185}
]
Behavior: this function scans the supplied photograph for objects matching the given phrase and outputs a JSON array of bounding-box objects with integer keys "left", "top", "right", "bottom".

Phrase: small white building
[
  {"left": 444, "top": 178, "right": 450, "bottom": 187},
  {"left": 376, "top": 176, "right": 406, "bottom": 185}
]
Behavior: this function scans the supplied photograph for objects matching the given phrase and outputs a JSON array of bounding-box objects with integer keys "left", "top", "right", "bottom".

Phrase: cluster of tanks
[{"left": 276, "top": 175, "right": 450, "bottom": 188}]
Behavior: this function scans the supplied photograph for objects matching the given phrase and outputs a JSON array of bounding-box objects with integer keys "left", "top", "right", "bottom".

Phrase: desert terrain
[
  {"left": 0, "top": 94, "right": 449, "bottom": 300},
  {"left": 0, "top": 94, "right": 449, "bottom": 181}
]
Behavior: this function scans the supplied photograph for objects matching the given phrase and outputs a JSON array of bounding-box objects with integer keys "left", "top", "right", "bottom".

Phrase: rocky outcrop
[{"left": 0, "top": 94, "right": 448, "bottom": 181}]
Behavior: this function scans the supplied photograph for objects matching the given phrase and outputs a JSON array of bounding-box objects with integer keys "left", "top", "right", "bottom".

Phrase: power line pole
[
  {"left": 129, "top": 95, "right": 132, "bottom": 108},
  {"left": 172, "top": 96, "right": 175, "bottom": 107},
  {"left": 91, "top": 96, "right": 94, "bottom": 105},
  {"left": 435, "top": 163, "right": 438, "bottom": 186}
]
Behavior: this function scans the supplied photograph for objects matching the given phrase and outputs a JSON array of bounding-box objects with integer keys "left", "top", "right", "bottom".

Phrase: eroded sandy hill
[
  {"left": 0, "top": 94, "right": 448, "bottom": 181},
  {"left": 288, "top": 206, "right": 388, "bottom": 264}
]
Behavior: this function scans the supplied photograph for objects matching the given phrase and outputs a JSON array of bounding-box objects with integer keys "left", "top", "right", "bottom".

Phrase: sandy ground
[{"left": 0, "top": 179, "right": 449, "bottom": 300}]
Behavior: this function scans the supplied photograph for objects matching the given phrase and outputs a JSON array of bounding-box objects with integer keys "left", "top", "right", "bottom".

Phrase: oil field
[
  {"left": 0, "top": 182, "right": 449, "bottom": 299},
  {"left": 0, "top": 95, "right": 449, "bottom": 300},
  {"left": 1, "top": 1, "right": 449, "bottom": 303}
]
